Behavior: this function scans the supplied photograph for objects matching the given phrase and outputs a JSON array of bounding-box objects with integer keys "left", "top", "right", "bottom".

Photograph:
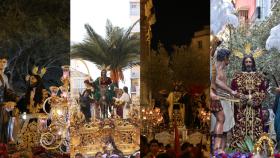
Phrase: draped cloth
[
  {"left": 210, "top": 100, "right": 235, "bottom": 132},
  {"left": 230, "top": 72, "right": 267, "bottom": 149},
  {"left": 274, "top": 93, "right": 280, "bottom": 147}
]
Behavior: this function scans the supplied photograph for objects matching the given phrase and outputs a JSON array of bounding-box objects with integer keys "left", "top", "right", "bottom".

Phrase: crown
[
  {"left": 100, "top": 64, "right": 110, "bottom": 71},
  {"left": 233, "top": 43, "right": 264, "bottom": 59},
  {"left": 32, "top": 66, "right": 47, "bottom": 78}
]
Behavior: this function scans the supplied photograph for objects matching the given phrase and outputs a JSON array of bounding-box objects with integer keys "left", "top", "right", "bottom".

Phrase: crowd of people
[{"left": 140, "top": 135, "right": 209, "bottom": 158}]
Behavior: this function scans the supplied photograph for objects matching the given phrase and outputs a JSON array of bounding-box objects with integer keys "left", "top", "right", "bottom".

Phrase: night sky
[{"left": 151, "top": 0, "right": 210, "bottom": 54}]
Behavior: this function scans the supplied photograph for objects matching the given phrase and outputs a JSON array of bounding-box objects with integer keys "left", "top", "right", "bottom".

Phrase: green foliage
[
  {"left": 222, "top": 1, "right": 280, "bottom": 108},
  {"left": 236, "top": 136, "right": 254, "bottom": 153},
  {"left": 71, "top": 20, "right": 140, "bottom": 84},
  {"left": 0, "top": 0, "right": 70, "bottom": 93}
]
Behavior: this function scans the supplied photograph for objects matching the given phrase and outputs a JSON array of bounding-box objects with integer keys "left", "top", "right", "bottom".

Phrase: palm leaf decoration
[
  {"left": 71, "top": 19, "right": 140, "bottom": 85},
  {"left": 236, "top": 135, "right": 254, "bottom": 152}
]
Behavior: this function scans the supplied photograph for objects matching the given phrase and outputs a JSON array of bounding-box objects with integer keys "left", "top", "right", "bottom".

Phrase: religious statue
[
  {"left": 210, "top": 48, "right": 238, "bottom": 154},
  {"left": 167, "top": 81, "right": 184, "bottom": 127},
  {"left": 0, "top": 54, "right": 18, "bottom": 157},
  {"left": 114, "top": 86, "right": 131, "bottom": 119},
  {"left": 16, "top": 66, "right": 50, "bottom": 150},
  {"left": 79, "top": 78, "right": 99, "bottom": 122},
  {"left": 17, "top": 66, "right": 49, "bottom": 114},
  {"left": 230, "top": 55, "right": 268, "bottom": 149},
  {"left": 94, "top": 66, "right": 116, "bottom": 119}
]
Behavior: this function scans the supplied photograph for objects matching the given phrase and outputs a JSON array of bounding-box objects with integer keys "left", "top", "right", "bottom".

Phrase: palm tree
[{"left": 71, "top": 19, "right": 140, "bottom": 85}]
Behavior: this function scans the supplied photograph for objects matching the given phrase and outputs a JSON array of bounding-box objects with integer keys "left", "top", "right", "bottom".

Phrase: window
[
  {"left": 131, "top": 4, "right": 137, "bottom": 8},
  {"left": 198, "top": 41, "right": 203, "bottom": 49},
  {"left": 130, "top": 2, "right": 139, "bottom": 16},
  {"left": 238, "top": 9, "right": 249, "bottom": 22},
  {"left": 131, "top": 78, "right": 139, "bottom": 92}
]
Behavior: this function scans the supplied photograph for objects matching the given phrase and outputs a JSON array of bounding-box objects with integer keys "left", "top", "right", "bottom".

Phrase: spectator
[
  {"left": 144, "top": 139, "right": 160, "bottom": 158},
  {"left": 75, "top": 153, "right": 84, "bottom": 158},
  {"left": 95, "top": 152, "right": 102, "bottom": 158},
  {"left": 140, "top": 135, "right": 149, "bottom": 158}
]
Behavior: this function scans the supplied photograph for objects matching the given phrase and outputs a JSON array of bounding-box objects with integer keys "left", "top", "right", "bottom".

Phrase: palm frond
[
  {"left": 71, "top": 20, "right": 139, "bottom": 83},
  {"left": 84, "top": 24, "right": 108, "bottom": 53}
]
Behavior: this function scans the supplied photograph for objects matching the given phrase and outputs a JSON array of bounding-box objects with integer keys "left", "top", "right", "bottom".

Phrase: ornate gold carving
[
  {"left": 253, "top": 133, "right": 274, "bottom": 157},
  {"left": 17, "top": 120, "right": 41, "bottom": 150},
  {"left": 70, "top": 118, "right": 140, "bottom": 157}
]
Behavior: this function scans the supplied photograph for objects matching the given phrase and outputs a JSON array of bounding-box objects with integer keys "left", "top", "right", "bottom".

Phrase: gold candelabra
[
  {"left": 141, "top": 106, "right": 163, "bottom": 137},
  {"left": 40, "top": 65, "right": 70, "bottom": 153},
  {"left": 198, "top": 108, "right": 211, "bottom": 129}
]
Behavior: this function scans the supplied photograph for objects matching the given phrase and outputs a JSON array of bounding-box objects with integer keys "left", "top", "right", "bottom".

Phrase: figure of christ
[
  {"left": 15, "top": 67, "right": 50, "bottom": 150},
  {"left": 230, "top": 55, "right": 267, "bottom": 149},
  {"left": 167, "top": 83, "right": 185, "bottom": 127},
  {"left": 95, "top": 69, "right": 114, "bottom": 119}
]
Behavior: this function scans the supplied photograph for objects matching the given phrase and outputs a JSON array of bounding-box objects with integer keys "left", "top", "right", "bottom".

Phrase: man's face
[
  {"left": 29, "top": 75, "right": 38, "bottom": 87},
  {"left": 101, "top": 70, "right": 107, "bottom": 77},
  {"left": 85, "top": 82, "right": 91, "bottom": 88},
  {"left": 245, "top": 58, "right": 253, "bottom": 72},
  {"left": 150, "top": 143, "right": 159, "bottom": 154},
  {"left": 0, "top": 58, "right": 8, "bottom": 72}
]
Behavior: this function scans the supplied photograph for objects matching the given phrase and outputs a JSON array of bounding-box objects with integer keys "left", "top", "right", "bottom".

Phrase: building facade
[
  {"left": 70, "top": 67, "right": 88, "bottom": 99},
  {"left": 235, "top": 0, "right": 274, "bottom": 25},
  {"left": 130, "top": 0, "right": 140, "bottom": 102}
]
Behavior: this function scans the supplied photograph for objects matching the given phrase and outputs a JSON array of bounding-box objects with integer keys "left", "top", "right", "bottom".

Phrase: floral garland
[{"left": 213, "top": 152, "right": 280, "bottom": 158}]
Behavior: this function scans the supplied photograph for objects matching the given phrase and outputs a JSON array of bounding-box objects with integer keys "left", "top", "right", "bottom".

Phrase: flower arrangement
[
  {"left": 114, "top": 98, "right": 125, "bottom": 107},
  {"left": 213, "top": 152, "right": 252, "bottom": 158}
]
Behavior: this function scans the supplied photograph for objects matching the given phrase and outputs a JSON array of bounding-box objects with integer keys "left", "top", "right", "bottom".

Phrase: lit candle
[
  {"left": 57, "top": 109, "right": 62, "bottom": 116},
  {"left": 60, "top": 86, "right": 68, "bottom": 98},
  {"left": 58, "top": 130, "right": 62, "bottom": 135},
  {"left": 22, "top": 112, "right": 27, "bottom": 120},
  {"left": 61, "top": 65, "right": 70, "bottom": 79}
]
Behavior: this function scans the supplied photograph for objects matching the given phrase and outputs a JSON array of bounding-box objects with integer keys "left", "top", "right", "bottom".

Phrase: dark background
[{"left": 151, "top": 0, "right": 210, "bottom": 54}]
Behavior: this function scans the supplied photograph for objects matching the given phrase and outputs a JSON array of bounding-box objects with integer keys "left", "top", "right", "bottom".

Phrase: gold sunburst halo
[
  {"left": 253, "top": 49, "right": 263, "bottom": 59},
  {"left": 233, "top": 50, "right": 244, "bottom": 59},
  {"left": 245, "top": 43, "right": 251, "bottom": 55}
]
